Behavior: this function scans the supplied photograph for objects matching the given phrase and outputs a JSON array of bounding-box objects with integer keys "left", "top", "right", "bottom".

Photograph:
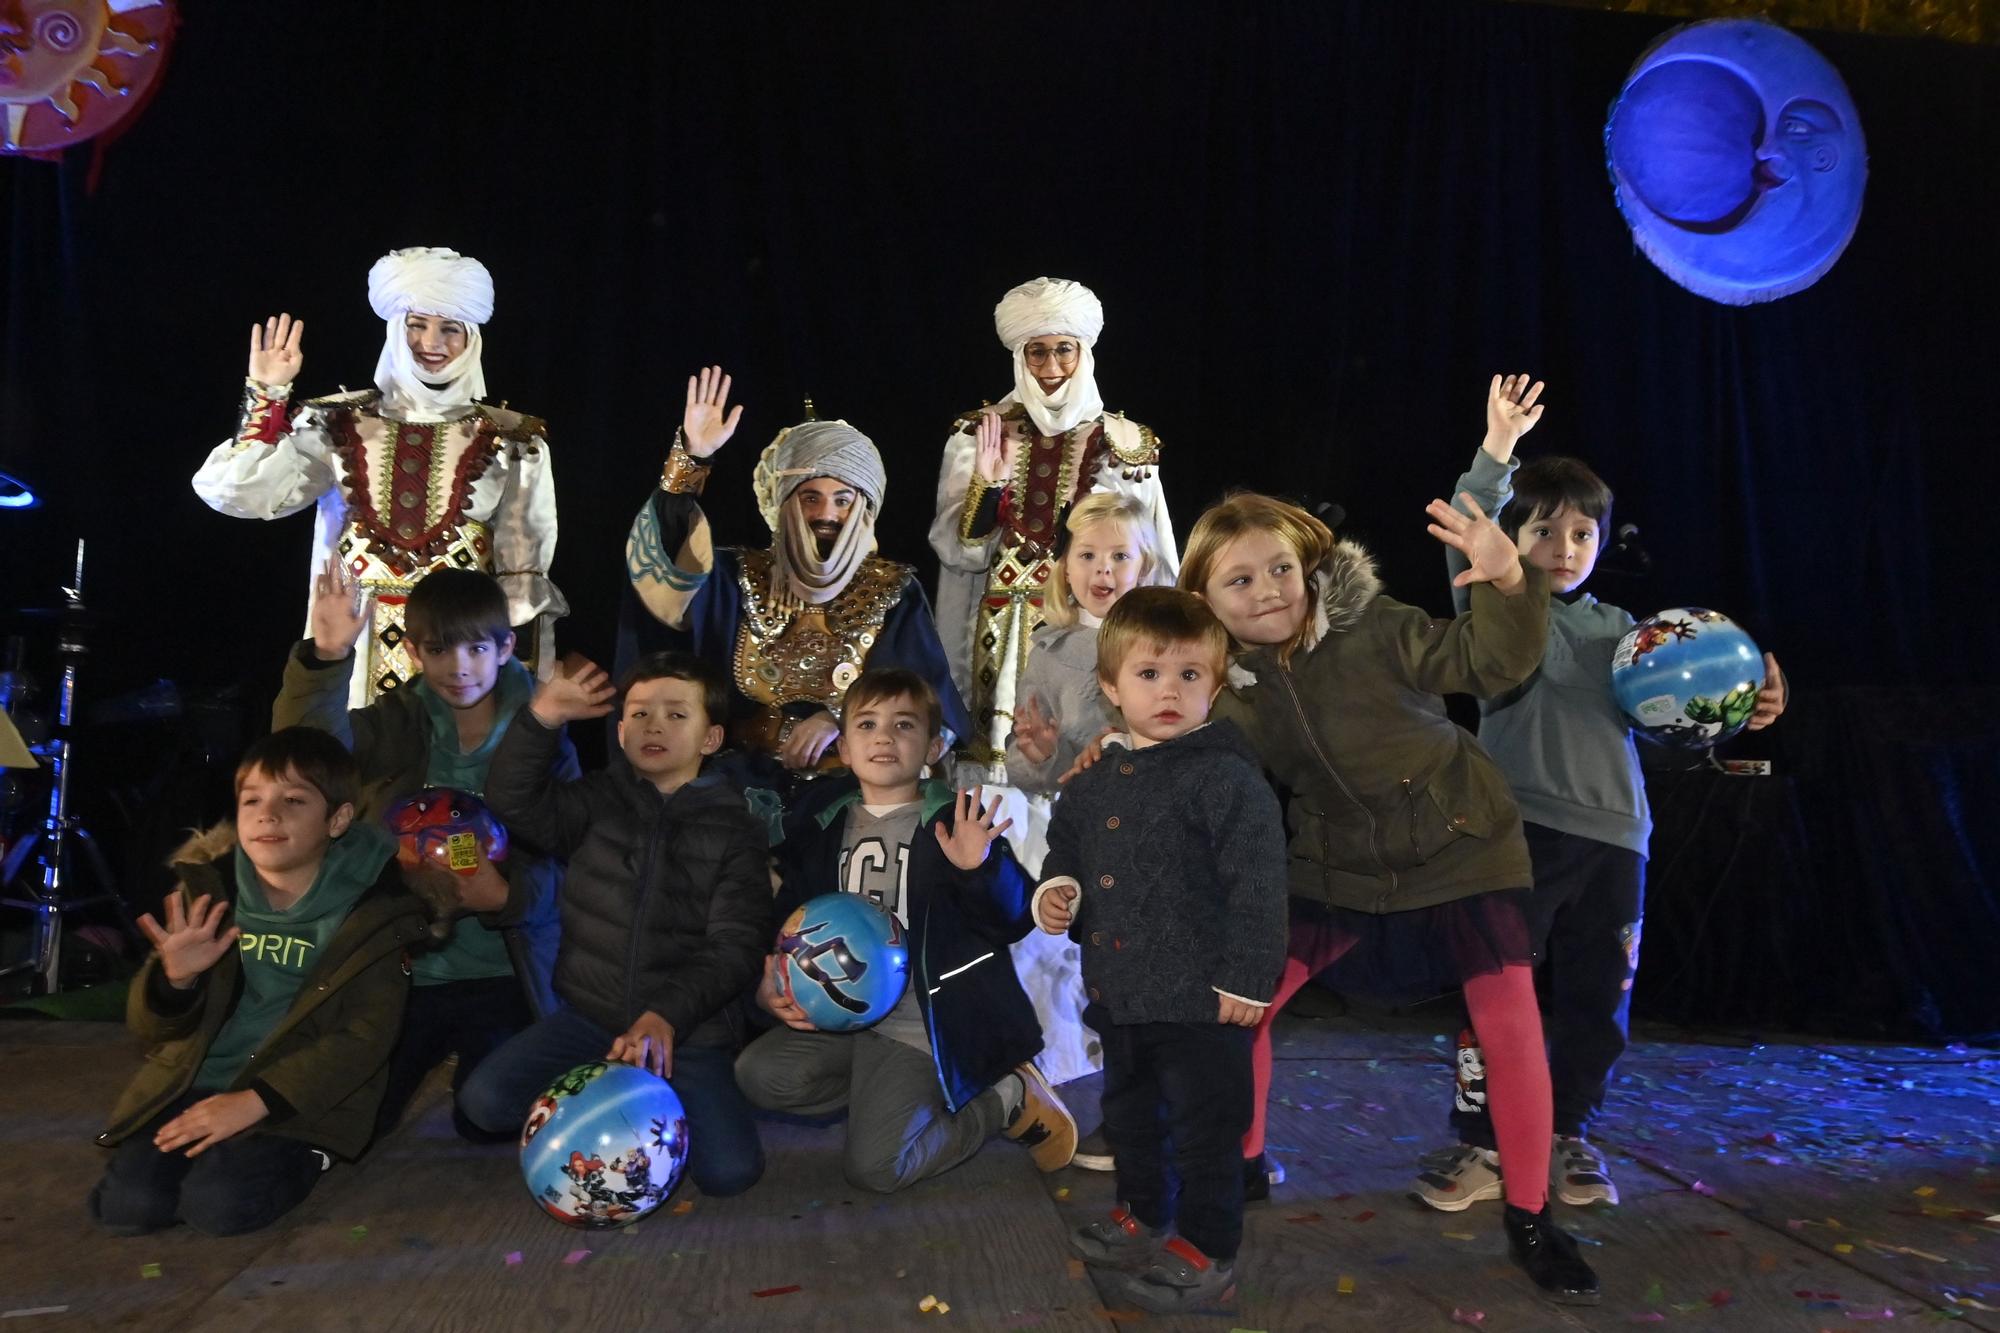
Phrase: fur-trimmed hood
[
  {"left": 167, "top": 821, "right": 238, "bottom": 875},
  {"left": 1313, "top": 538, "right": 1385, "bottom": 638}
]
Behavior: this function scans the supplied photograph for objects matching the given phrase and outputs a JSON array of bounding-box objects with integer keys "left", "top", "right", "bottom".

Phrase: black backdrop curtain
[{"left": 1, "top": 1, "right": 1994, "bottom": 1033}]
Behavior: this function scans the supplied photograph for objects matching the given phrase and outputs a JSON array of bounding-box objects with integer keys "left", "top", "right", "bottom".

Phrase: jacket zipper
[
  {"left": 1275, "top": 665, "right": 1396, "bottom": 909},
  {"left": 625, "top": 793, "right": 666, "bottom": 1024},
  {"left": 918, "top": 891, "right": 955, "bottom": 1112}
]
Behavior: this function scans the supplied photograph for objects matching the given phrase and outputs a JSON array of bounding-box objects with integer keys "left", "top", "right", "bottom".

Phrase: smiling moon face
[{"left": 1605, "top": 18, "right": 1867, "bottom": 305}]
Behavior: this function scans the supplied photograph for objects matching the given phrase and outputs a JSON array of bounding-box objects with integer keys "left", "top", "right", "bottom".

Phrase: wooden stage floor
[{"left": 2, "top": 994, "right": 1994, "bottom": 1331}]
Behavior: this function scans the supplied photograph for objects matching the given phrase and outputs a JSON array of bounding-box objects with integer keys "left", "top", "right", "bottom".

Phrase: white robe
[{"left": 194, "top": 391, "right": 566, "bottom": 707}]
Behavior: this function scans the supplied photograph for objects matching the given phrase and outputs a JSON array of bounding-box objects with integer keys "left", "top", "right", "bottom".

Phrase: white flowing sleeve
[
  {"left": 1137, "top": 468, "right": 1181, "bottom": 584},
  {"left": 492, "top": 435, "right": 568, "bottom": 625},
  {"left": 191, "top": 393, "right": 338, "bottom": 520},
  {"left": 929, "top": 423, "right": 997, "bottom": 698},
  {"left": 928, "top": 424, "right": 1000, "bottom": 574}
]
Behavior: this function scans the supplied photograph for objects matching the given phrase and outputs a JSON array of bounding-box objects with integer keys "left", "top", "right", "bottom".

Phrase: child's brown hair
[
  {"left": 1095, "top": 587, "right": 1231, "bottom": 684},
  {"left": 618, "top": 651, "right": 730, "bottom": 727},
  {"left": 234, "top": 727, "right": 361, "bottom": 813},
  {"left": 404, "top": 569, "right": 512, "bottom": 649},
  {"left": 839, "top": 668, "right": 943, "bottom": 741}
]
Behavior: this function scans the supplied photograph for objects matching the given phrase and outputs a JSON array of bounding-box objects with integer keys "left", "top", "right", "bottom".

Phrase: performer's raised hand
[
  {"left": 973, "top": 410, "right": 1017, "bottom": 484},
  {"left": 137, "top": 892, "right": 240, "bottom": 989},
  {"left": 309, "top": 558, "right": 371, "bottom": 662},
  {"left": 530, "top": 654, "right": 617, "bottom": 727},
  {"left": 1482, "top": 372, "right": 1545, "bottom": 464},
  {"left": 248, "top": 313, "right": 305, "bottom": 387},
  {"left": 1428, "top": 493, "right": 1526, "bottom": 594},
  {"left": 935, "top": 786, "right": 1015, "bottom": 871},
  {"left": 1012, "top": 695, "right": 1060, "bottom": 767},
  {"left": 683, "top": 365, "right": 744, "bottom": 458}
]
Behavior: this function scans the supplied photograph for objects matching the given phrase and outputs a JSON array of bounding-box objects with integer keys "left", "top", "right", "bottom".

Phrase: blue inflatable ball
[
  {"left": 519, "top": 1062, "right": 689, "bottom": 1228},
  {"left": 777, "top": 892, "right": 910, "bottom": 1032},
  {"left": 1611, "top": 607, "right": 1766, "bottom": 749}
]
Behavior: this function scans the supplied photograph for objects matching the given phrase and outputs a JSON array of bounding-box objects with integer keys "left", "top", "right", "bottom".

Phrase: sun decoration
[{"left": 0, "top": 0, "right": 176, "bottom": 157}]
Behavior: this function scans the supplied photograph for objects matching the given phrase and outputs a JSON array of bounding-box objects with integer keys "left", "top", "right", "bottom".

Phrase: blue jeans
[
  {"left": 89, "top": 1092, "right": 325, "bottom": 1237},
  {"left": 458, "top": 1006, "right": 765, "bottom": 1197}
]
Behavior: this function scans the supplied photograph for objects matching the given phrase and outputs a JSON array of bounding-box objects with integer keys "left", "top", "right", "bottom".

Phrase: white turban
[
  {"left": 367, "top": 247, "right": 493, "bottom": 420},
  {"left": 993, "top": 276, "right": 1103, "bottom": 349},
  {"left": 993, "top": 276, "right": 1106, "bottom": 436}
]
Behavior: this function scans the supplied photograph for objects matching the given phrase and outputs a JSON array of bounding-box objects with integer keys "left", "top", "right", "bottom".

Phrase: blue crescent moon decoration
[{"left": 1606, "top": 19, "right": 1868, "bottom": 305}]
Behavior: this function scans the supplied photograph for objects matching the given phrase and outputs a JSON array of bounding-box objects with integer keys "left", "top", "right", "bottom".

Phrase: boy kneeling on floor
[{"left": 737, "top": 667, "right": 1077, "bottom": 1191}]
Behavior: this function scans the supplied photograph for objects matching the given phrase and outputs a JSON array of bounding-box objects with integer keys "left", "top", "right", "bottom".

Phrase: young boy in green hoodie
[
  {"left": 89, "top": 728, "right": 429, "bottom": 1236},
  {"left": 273, "top": 564, "right": 577, "bottom": 1141}
]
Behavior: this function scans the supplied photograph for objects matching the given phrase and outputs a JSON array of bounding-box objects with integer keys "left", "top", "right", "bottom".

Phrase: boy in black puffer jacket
[
  {"left": 1032, "top": 588, "right": 1287, "bottom": 1315},
  {"left": 737, "top": 669, "right": 1076, "bottom": 1192},
  {"left": 460, "top": 652, "right": 769, "bottom": 1197}
]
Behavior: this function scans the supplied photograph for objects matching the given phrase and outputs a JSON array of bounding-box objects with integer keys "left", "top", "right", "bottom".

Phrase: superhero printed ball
[
  {"left": 382, "top": 787, "right": 508, "bottom": 876},
  {"left": 777, "top": 893, "right": 910, "bottom": 1032},
  {"left": 1610, "top": 607, "right": 1765, "bottom": 749},
  {"left": 520, "top": 1062, "right": 689, "bottom": 1228}
]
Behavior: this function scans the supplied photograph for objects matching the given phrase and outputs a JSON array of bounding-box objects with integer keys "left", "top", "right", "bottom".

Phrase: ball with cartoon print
[
  {"left": 1610, "top": 608, "right": 1765, "bottom": 749},
  {"left": 381, "top": 787, "right": 508, "bottom": 876},
  {"left": 777, "top": 893, "right": 910, "bottom": 1032},
  {"left": 519, "top": 1062, "right": 689, "bottom": 1228}
]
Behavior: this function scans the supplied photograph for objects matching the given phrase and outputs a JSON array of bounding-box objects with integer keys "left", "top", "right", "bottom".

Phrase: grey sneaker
[
  {"left": 1071, "top": 1127, "right": 1115, "bottom": 1172},
  {"left": 1071, "top": 1204, "right": 1165, "bottom": 1266},
  {"left": 1110, "top": 1236, "right": 1239, "bottom": 1313},
  {"left": 1411, "top": 1143, "right": 1504, "bottom": 1212},
  {"left": 1553, "top": 1136, "right": 1619, "bottom": 1206}
]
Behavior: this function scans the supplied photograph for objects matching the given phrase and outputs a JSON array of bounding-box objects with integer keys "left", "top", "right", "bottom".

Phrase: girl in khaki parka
[{"left": 1180, "top": 491, "right": 1599, "bottom": 1306}]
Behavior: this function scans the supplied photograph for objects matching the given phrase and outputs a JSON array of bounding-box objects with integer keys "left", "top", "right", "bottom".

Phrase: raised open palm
[
  {"left": 248, "top": 313, "right": 305, "bottom": 386},
  {"left": 137, "top": 893, "right": 239, "bottom": 987},
  {"left": 1428, "top": 493, "right": 1524, "bottom": 590},
  {"left": 973, "top": 410, "right": 1016, "bottom": 484},
  {"left": 683, "top": 365, "right": 744, "bottom": 458}
]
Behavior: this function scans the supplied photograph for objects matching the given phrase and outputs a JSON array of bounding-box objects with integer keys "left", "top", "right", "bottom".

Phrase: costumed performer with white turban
[
  {"left": 926, "top": 277, "right": 1179, "bottom": 1092},
  {"left": 193, "top": 246, "right": 566, "bottom": 706},
  {"left": 620, "top": 366, "right": 970, "bottom": 830}
]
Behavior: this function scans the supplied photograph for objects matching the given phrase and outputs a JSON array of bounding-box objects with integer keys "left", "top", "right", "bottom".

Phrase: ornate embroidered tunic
[
  {"left": 619, "top": 485, "right": 970, "bottom": 776},
  {"left": 194, "top": 380, "right": 566, "bottom": 706},
  {"left": 928, "top": 402, "right": 1177, "bottom": 774}
]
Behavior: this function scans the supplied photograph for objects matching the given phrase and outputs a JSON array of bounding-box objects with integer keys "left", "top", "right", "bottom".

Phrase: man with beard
[{"left": 619, "top": 367, "right": 969, "bottom": 825}]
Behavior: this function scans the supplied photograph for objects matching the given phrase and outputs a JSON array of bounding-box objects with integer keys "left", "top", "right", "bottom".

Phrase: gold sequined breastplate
[{"left": 732, "top": 549, "right": 912, "bottom": 712}]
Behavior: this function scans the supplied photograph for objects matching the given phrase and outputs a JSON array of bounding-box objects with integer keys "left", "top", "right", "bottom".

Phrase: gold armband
[
  {"left": 659, "top": 430, "right": 711, "bottom": 494},
  {"left": 960, "top": 474, "right": 995, "bottom": 544}
]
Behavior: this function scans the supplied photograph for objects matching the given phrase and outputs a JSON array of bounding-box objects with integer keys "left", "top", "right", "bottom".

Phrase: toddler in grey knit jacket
[{"left": 1031, "top": 588, "right": 1286, "bottom": 1316}]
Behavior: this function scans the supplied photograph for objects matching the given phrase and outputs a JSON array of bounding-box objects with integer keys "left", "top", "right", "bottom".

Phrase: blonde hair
[
  {"left": 1177, "top": 491, "right": 1334, "bottom": 667},
  {"left": 1043, "top": 493, "right": 1165, "bottom": 629},
  {"left": 1095, "top": 587, "right": 1231, "bottom": 684}
]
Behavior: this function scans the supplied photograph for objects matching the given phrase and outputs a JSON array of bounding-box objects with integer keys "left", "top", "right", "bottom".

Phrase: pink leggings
[{"left": 1243, "top": 928, "right": 1553, "bottom": 1212}]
